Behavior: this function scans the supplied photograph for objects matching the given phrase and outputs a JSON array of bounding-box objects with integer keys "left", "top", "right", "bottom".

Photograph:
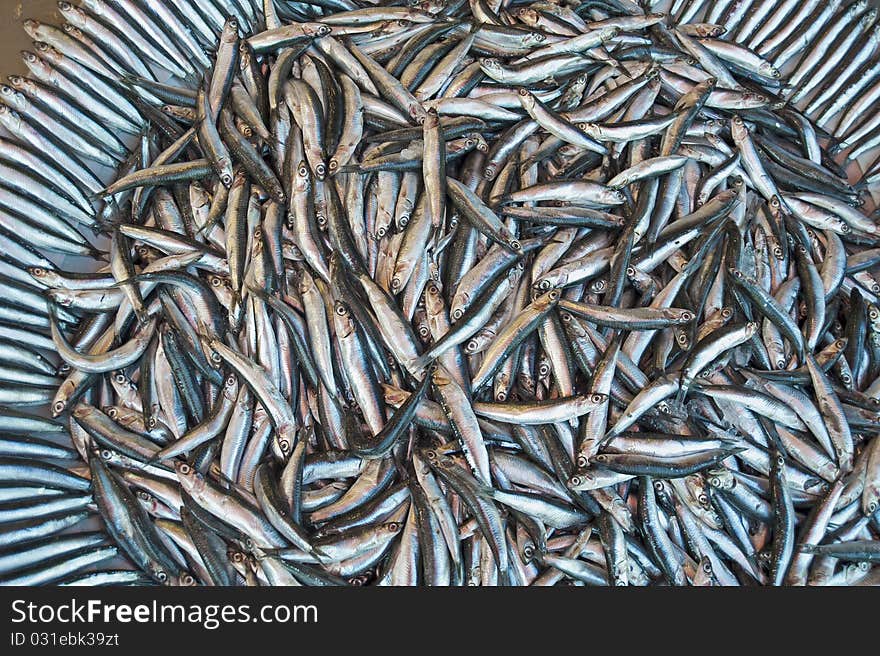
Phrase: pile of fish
[{"left": 0, "top": 0, "right": 879, "bottom": 587}]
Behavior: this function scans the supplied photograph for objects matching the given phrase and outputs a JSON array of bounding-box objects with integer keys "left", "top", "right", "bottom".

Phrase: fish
[{"left": 0, "top": 0, "right": 878, "bottom": 588}]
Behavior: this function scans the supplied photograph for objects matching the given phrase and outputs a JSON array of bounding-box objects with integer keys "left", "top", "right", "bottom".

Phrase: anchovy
[{"left": 0, "top": 0, "right": 877, "bottom": 589}]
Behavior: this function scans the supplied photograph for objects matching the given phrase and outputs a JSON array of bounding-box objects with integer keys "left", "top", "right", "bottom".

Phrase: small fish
[{"left": 0, "top": 0, "right": 877, "bottom": 588}]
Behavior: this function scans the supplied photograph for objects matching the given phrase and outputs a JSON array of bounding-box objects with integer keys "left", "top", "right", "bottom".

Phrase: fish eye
[
  {"left": 178, "top": 463, "right": 192, "bottom": 475},
  {"left": 570, "top": 475, "right": 582, "bottom": 487},
  {"left": 279, "top": 439, "right": 291, "bottom": 454},
  {"left": 156, "top": 570, "right": 168, "bottom": 582},
  {"left": 548, "top": 290, "right": 560, "bottom": 300},
  {"left": 53, "top": 401, "right": 66, "bottom": 414},
  {"left": 591, "top": 393, "right": 604, "bottom": 404}
]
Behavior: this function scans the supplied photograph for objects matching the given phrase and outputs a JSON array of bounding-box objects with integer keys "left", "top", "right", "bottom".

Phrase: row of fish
[{"left": 0, "top": 0, "right": 879, "bottom": 586}]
